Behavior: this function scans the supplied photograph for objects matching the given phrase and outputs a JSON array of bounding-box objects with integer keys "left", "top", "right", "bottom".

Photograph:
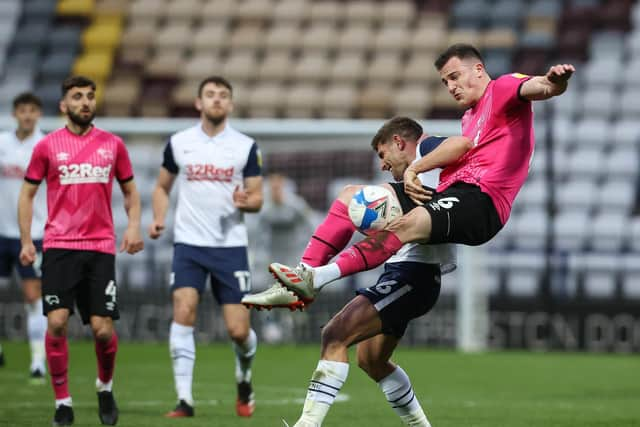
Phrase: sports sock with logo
[
  {"left": 295, "top": 360, "right": 349, "bottom": 426},
  {"left": 232, "top": 328, "right": 257, "bottom": 383},
  {"left": 26, "top": 300, "right": 46, "bottom": 373},
  {"left": 301, "top": 200, "right": 356, "bottom": 267},
  {"left": 170, "top": 322, "right": 195, "bottom": 405},
  {"left": 45, "top": 333, "right": 70, "bottom": 401},
  {"left": 95, "top": 332, "right": 118, "bottom": 391},
  {"left": 378, "top": 366, "right": 431, "bottom": 427},
  {"left": 335, "top": 230, "right": 403, "bottom": 277}
]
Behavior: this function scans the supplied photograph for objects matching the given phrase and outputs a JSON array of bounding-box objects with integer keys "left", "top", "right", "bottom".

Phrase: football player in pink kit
[
  {"left": 266, "top": 44, "right": 575, "bottom": 312},
  {"left": 17, "top": 76, "right": 144, "bottom": 426}
]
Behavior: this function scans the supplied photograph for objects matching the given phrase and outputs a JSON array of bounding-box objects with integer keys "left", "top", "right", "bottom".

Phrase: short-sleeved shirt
[
  {"left": 0, "top": 129, "right": 47, "bottom": 238},
  {"left": 389, "top": 136, "right": 457, "bottom": 273},
  {"left": 437, "top": 73, "right": 534, "bottom": 225},
  {"left": 163, "top": 124, "right": 262, "bottom": 247},
  {"left": 24, "top": 126, "right": 133, "bottom": 254}
]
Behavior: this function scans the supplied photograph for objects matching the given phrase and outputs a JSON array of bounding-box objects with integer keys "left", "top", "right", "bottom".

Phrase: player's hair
[
  {"left": 12, "top": 92, "right": 42, "bottom": 110},
  {"left": 198, "top": 76, "right": 233, "bottom": 97},
  {"left": 371, "top": 117, "right": 423, "bottom": 150},
  {"left": 434, "top": 43, "right": 485, "bottom": 71},
  {"left": 61, "top": 75, "right": 96, "bottom": 96}
]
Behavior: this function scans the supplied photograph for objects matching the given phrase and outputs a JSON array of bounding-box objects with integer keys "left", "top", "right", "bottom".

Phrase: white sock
[
  {"left": 295, "top": 360, "right": 349, "bottom": 426},
  {"left": 170, "top": 322, "right": 195, "bottom": 406},
  {"left": 96, "top": 378, "right": 113, "bottom": 392},
  {"left": 26, "top": 300, "right": 46, "bottom": 373},
  {"left": 378, "top": 366, "right": 431, "bottom": 427},
  {"left": 232, "top": 328, "right": 257, "bottom": 383},
  {"left": 312, "top": 264, "right": 341, "bottom": 290},
  {"left": 55, "top": 397, "right": 72, "bottom": 408}
]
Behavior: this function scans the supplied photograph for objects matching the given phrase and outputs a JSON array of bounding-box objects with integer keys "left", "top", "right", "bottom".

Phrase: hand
[
  {"left": 120, "top": 226, "right": 144, "bottom": 254},
  {"left": 19, "top": 241, "right": 36, "bottom": 266},
  {"left": 233, "top": 185, "right": 250, "bottom": 209},
  {"left": 403, "top": 167, "right": 433, "bottom": 205},
  {"left": 546, "top": 64, "right": 575, "bottom": 85},
  {"left": 148, "top": 219, "right": 165, "bottom": 239}
]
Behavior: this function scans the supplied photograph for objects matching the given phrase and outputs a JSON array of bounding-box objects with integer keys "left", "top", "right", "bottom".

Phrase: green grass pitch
[{"left": 0, "top": 341, "right": 639, "bottom": 426}]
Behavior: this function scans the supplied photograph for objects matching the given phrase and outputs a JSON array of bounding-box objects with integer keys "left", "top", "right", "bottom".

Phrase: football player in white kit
[
  {"left": 244, "top": 117, "right": 457, "bottom": 427},
  {"left": 149, "top": 76, "right": 263, "bottom": 418},
  {"left": 0, "top": 93, "right": 47, "bottom": 382}
]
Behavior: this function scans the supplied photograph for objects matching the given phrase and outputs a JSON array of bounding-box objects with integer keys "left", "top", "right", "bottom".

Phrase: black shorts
[
  {"left": 389, "top": 182, "right": 502, "bottom": 246},
  {"left": 41, "top": 249, "right": 119, "bottom": 324},
  {"left": 356, "top": 262, "right": 441, "bottom": 338}
]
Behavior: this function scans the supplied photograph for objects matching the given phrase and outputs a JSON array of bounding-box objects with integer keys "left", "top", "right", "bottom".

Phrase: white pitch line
[{"left": 5, "top": 393, "right": 350, "bottom": 409}]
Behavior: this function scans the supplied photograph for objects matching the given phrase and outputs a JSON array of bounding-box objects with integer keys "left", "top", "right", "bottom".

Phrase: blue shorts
[
  {"left": 0, "top": 237, "right": 43, "bottom": 279},
  {"left": 171, "top": 244, "right": 251, "bottom": 304},
  {"left": 356, "top": 262, "right": 441, "bottom": 338}
]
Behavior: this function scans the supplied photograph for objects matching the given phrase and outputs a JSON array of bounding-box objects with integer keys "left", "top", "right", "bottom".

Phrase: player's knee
[
  {"left": 227, "top": 325, "right": 249, "bottom": 343},
  {"left": 92, "top": 324, "right": 113, "bottom": 343},
  {"left": 320, "top": 321, "right": 347, "bottom": 349},
  {"left": 387, "top": 208, "right": 431, "bottom": 243},
  {"left": 356, "top": 353, "right": 385, "bottom": 379},
  {"left": 47, "top": 315, "right": 67, "bottom": 336},
  {"left": 173, "top": 303, "right": 197, "bottom": 325}
]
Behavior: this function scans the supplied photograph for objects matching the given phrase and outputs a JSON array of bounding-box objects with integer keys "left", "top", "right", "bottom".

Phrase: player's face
[
  {"left": 13, "top": 103, "right": 41, "bottom": 135},
  {"left": 196, "top": 83, "right": 233, "bottom": 125},
  {"left": 60, "top": 86, "right": 96, "bottom": 126},
  {"left": 439, "top": 56, "right": 485, "bottom": 108},
  {"left": 376, "top": 139, "right": 408, "bottom": 182}
]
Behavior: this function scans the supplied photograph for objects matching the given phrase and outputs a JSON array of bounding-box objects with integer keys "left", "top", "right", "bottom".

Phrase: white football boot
[
  {"left": 268, "top": 262, "right": 317, "bottom": 305},
  {"left": 241, "top": 283, "right": 306, "bottom": 311}
]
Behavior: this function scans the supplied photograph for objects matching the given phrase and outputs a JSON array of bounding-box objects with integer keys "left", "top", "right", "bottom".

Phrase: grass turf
[{"left": 0, "top": 341, "right": 638, "bottom": 426}]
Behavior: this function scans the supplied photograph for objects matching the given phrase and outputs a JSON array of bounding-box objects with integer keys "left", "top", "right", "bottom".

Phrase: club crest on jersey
[
  {"left": 56, "top": 152, "right": 70, "bottom": 162},
  {"left": 97, "top": 148, "right": 114, "bottom": 161},
  {"left": 58, "top": 163, "right": 112, "bottom": 185}
]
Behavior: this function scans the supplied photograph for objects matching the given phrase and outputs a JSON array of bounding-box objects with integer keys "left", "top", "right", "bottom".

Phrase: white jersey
[
  {"left": 0, "top": 129, "right": 46, "bottom": 239},
  {"left": 388, "top": 137, "right": 457, "bottom": 273},
  {"left": 163, "top": 123, "right": 262, "bottom": 247}
]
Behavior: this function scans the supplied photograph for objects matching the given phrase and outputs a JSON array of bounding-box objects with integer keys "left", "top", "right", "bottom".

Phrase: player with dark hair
[
  {"left": 244, "top": 117, "right": 459, "bottom": 426},
  {"left": 263, "top": 43, "right": 575, "bottom": 309},
  {"left": 18, "top": 75, "right": 144, "bottom": 426},
  {"left": 0, "top": 92, "right": 47, "bottom": 382},
  {"left": 149, "top": 75, "right": 263, "bottom": 418}
]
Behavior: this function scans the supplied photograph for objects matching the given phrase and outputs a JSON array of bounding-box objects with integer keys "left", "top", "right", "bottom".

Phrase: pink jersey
[
  {"left": 25, "top": 126, "right": 134, "bottom": 254},
  {"left": 437, "top": 73, "right": 534, "bottom": 225}
]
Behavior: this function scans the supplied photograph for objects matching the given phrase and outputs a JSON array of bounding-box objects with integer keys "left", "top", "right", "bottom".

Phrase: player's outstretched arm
[
  {"left": 148, "top": 167, "right": 175, "bottom": 239},
  {"left": 119, "top": 179, "right": 144, "bottom": 254},
  {"left": 18, "top": 182, "right": 39, "bottom": 265},
  {"left": 519, "top": 64, "right": 575, "bottom": 101}
]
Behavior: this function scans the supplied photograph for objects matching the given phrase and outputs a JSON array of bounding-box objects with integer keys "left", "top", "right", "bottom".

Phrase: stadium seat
[
  {"left": 483, "top": 51, "right": 513, "bottom": 77},
  {"left": 451, "top": 0, "right": 490, "bottom": 29},
  {"left": 301, "top": 23, "right": 338, "bottom": 52},
  {"left": 273, "top": 0, "right": 309, "bottom": 23},
  {"left": 392, "top": 84, "right": 433, "bottom": 118},
  {"left": 589, "top": 31, "right": 625, "bottom": 62},
  {"left": 228, "top": 22, "right": 265, "bottom": 51},
  {"left": 401, "top": 52, "right": 438, "bottom": 85},
  {"left": 337, "top": 25, "right": 374, "bottom": 54},
  {"left": 621, "top": 254, "right": 640, "bottom": 299},
  {"left": 604, "top": 147, "right": 640, "bottom": 181},
  {"left": 580, "top": 87, "right": 615, "bottom": 120},
  {"left": 145, "top": 50, "right": 184, "bottom": 79},
  {"left": 553, "top": 210, "right": 589, "bottom": 251},
  {"left": 505, "top": 251, "right": 545, "bottom": 297},
  {"left": 264, "top": 24, "right": 301, "bottom": 52},
  {"left": 292, "top": 53, "right": 331, "bottom": 83},
  {"left": 380, "top": 1, "right": 414, "bottom": 27},
  {"left": 201, "top": 0, "right": 237, "bottom": 20},
  {"left": 574, "top": 119, "right": 609, "bottom": 149},
  {"left": 512, "top": 209, "right": 549, "bottom": 251},
  {"left": 102, "top": 77, "right": 141, "bottom": 116},
  {"left": 374, "top": 26, "right": 411, "bottom": 53},
  {"left": 39, "top": 51, "right": 77, "bottom": 81},
  {"left": 488, "top": 0, "right": 525, "bottom": 29},
  {"left": 247, "top": 82, "right": 284, "bottom": 118},
  {"left": 191, "top": 22, "right": 229, "bottom": 53},
  {"left": 321, "top": 84, "right": 358, "bottom": 118},
  {"left": 129, "top": 0, "right": 167, "bottom": 21},
  {"left": 283, "top": 83, "right": 321, "bottom": 118},
  {"left": 257, "top": 51, "right": 294, "bottom": 83},
  {"left": 328, "top": 52, "right": 366, "bottom": 84},
  {"left": 235, "top": 0, "right": 274, "bottom": 22},
  {"left": 565, "top": 148, "right": 603, "bottom": 181},
  {"left": 447, "top": 28, "right": 482, "bottom": 48},
  {"left": 308, "top": 1, "right": 342, "bottom": 24},
  {"left": 358, "top": 84, "right": 393, "bottom": 119},
  {"left": 589, "top": 212, "right": 628, "bottom": 252},
  {"left": 221, "top": 51, "right": 259, "bottom": 84},
  {"left": 579, "top": 253, "right": 620, "bottom": 299},
  {"left": 615, "top": 88, "right": 640, "bottom": 119},
  {"left": 345, "top": 0, "right": 377, "bottom": 26},
  {"left": 165, "top": 0, "right": 203, "bottom": 21},
  {"left": 410, "top": 18, "right": 447, "bottom": 53},
  {"left": 0, "top": 0, "right": 21, "bottom": 20},
  {"left": 180, "top": 54, "right": 220, "bottom": 81},
  {"left": 516, "top": 177, "right": 548, "bottom": 210},
  {"left": 611, "top": 119, "right": 640, "bottom": 147},
  {"left": 366, "top": 53, "right": 402, "bottom": 84},
  {"left": 11, "top": 20, "right": 51, "bottom": 53},
  {"left": 26, "top": 0, "right": 58, "bottom": 19},
  {"left": 153, "top": 21, "right": 194, "bottom": 51}
]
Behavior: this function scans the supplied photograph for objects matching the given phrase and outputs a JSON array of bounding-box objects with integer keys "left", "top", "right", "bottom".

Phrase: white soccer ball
[{"left": 348, "top": 185, "right": 402, "bottom": 233}]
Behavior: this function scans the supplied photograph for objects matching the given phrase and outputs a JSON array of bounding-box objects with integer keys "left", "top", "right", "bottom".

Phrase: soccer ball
[{"left": 348, "top": 185, "right": 402, "bottom": 232}]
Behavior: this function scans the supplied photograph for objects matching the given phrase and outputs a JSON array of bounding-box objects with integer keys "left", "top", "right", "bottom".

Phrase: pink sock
[
  {"left": 301, "top": 200, "right": 356, "bottom": 267},
  {"left": 336, "top": 231, "right": 403, "bottom": 276},
  {"left": 45, "top": 333, "right": 70, "bottom": 400},
  {"left": 95, "top": 332, "right": 118, "bottom": 384}
]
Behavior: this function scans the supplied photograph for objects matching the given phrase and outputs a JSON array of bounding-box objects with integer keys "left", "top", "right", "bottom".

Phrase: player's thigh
[
  {"left": 171, "top": 243, "right": 209, "bottom": 294},
  {"left": 322, "top": 295, "right": 383, "bottom": 348},
  {"left": 40, "top": 249, "right": 86, "bottom": 319},
  {"left": 207, "top": 247, "right": 252, "bottom": 305},
  {"left": 356, "top": 262, "right": 441, "bottom": 339},
  {"left": 80, "top": 251, "right": 118, "bottom": 325}
]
